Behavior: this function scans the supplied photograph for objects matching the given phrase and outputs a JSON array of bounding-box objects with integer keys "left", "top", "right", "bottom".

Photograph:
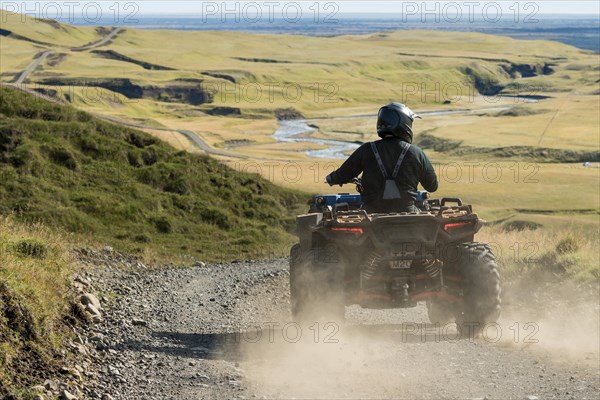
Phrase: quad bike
[{"left": 289, "top": 179, "right": 501, "bottom": 335}]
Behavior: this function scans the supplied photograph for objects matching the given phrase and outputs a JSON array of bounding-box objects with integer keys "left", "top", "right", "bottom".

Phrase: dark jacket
[{"left": 327, "top": 137, "right": 438, "bottom": 209}]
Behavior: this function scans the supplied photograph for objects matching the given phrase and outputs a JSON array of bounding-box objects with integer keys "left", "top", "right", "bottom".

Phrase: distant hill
[
  {"left": 2, "top": 10, "right": 594, "bottom": 118},
  {"left": 0, "top": 86, "right": 305, "bottom": 261},
  {"left": 78, "top": 16, "right": 600, "bottom": 52}
]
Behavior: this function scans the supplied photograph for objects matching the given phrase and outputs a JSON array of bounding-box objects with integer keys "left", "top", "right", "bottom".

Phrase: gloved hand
[
  {"left": 325, "top": 173, "right": 334, "bottom": 186},
  {"left": 325, "top": 173, "right": 342, "bottom": 187}
]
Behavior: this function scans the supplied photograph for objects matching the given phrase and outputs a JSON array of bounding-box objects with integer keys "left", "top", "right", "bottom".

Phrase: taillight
[
  {"left": 443, "top": 221, "right": 472, "bottom": 231},
  {"left": 331, "top": 227, "right": 364, "bottom": 237}
]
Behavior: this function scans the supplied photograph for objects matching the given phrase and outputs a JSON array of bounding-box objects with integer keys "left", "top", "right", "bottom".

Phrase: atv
[{"left": 289, "top": 180, "right": 501, "bottom": 334}]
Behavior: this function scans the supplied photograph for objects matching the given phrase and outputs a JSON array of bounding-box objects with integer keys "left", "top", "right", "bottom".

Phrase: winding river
[{"left": 273, "top": 103, "right": 533, "bottom": 159}]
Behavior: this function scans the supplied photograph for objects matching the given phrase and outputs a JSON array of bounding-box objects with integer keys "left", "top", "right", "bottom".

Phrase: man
[{"left": 326, "top": 103, "right": 438, "bottom": 213}]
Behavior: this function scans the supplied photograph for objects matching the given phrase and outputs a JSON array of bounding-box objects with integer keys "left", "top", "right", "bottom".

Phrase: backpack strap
[
  {"left": 370, "top": 142, "right": 388, "bottom": 178},
  {"left": 391, "top": 142, "right": 411, "bottom": 179},
  {"left": 371, "top": 141, "right": 412, "bottom": 179}
]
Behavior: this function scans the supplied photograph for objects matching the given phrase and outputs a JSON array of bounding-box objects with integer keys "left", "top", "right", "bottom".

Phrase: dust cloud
[
  {"left": 238, "top": 309, "right": 486, "bottom": 399},
  {"left": 499, "top": 278, "right": 600, "bottom": 365},
  {"left": 229, "top": 273, "right": 599, "bottom": 399}
]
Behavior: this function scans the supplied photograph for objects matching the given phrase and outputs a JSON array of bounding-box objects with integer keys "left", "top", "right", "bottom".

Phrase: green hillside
[
  {"left": 0, "top": 216, "right": 74, "bottom": 396},
  {"left": 0, "top": 86, "right": 305, "bottom": 261}
]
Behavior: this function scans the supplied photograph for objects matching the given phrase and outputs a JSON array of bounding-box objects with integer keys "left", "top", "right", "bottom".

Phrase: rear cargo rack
[
  {"left": 436, "top": 205, "right": 473, "bottom": 217},
  {"left": 430, "top": 197, "right": 473, "bottom": 217},
  {"left": 333, "top": 209, "right": 370, "bottom": 222}
]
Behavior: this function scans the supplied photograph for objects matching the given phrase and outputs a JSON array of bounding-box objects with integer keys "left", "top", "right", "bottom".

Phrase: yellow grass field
[{"left": 1, "top": 11, "right": 598, "bottom": 232}]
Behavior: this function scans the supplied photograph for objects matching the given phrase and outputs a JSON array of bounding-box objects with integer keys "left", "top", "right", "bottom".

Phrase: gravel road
[
  {"left": 71, "top": 250, "right": 598, "bottom": 400},
  {"left": 13, "top": 50, "right": 51, "bottom": 85}
]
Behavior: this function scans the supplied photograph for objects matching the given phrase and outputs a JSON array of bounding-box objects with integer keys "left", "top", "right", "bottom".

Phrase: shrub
[
  {"left": 200, "top": 207, "right": 231, "bottom": 230},
  {"left": 13, "top": 238, "right": 48, "bottom": 259},
  {"left": 134, "top": 233, "right": 152, "bottom": 243},
  {"left": 127, "top": 150, "right": 142, "bottom": 167},
  {"left": 164, "top": 177, "right": 190, "bottom": 195},
  {"left": 150, "top": 215, "right": 173, "bottom": 234},
  {"left": 556, "top": 234, "right": 581, "bottom": 254},
  {"left": 78, "top": 136, "right": 100, "bottom": 156},
  {"left": 48, "top": 147, "right": 78, "bottom": 171},
  {"left": 127, "top": 132, "right": 156, "bottom": 148},
  {"left": 141, "top": 147, "right": 158, "bottom": 165}
]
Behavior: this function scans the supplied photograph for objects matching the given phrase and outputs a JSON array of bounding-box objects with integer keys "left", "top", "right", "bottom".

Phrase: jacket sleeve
[
  {"left": 419, "top": 152, "right": 438, "bottom": 192},
  {"left": 326, "top": 145, "right": 365, "bottom": 185}
]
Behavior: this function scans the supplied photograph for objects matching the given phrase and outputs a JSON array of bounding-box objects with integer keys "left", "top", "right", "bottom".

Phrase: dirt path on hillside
[
  {"left": 71, "top": 28, "right": 123, "bottom": 51},
  {"left": 12, "top": 27, "right": 122, "bottom": 85},
  {"left": 71, "top": 251, "right": 599, "bottom": 400},
  {"left": 13, "top": 50, "right": 52, "bottom": 85}
]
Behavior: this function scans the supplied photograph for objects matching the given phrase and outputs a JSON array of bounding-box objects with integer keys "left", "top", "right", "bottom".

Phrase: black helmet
[{"left": 377, "top": 103, "right": 421, "bottom": 142}]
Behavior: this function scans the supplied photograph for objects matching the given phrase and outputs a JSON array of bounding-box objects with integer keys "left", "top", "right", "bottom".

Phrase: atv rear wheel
[
  {"left": 426, "top": 300, "right": 455, "bottom": 325},
  {"left": 454, "top": 242, "right": 501, "bottom": 338},
  {"left": 289, "top": 244, "right": 345, "bottom": 325}
]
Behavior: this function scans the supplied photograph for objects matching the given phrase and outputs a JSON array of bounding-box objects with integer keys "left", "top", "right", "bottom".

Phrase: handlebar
[{"left": 440, "top": 198, "right": 463, "bottom": 207}]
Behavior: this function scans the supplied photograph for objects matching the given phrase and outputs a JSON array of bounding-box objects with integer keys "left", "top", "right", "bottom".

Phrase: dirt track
[
  {"left": 71, "top": 28, "right": 123, "bottom": 51},
  {"left": 13, "top": 50, "right": 52, "bottom": 85},
  {"left": 73, "top": 250, "right": 599, "bottom": 400}
]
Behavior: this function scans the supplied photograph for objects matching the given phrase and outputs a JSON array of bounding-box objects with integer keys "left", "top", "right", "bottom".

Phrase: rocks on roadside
[
  {"left": 29, "top": 382, "right": 53, "bottom": 400},
  {"left": 30, "top": 385, "right": 46, "bottom": 393},
  {"left": 59, "top": 390, "right": 78, "bottom": 400},
  {"left": 71, "top": 274, "right": 93, "bottom": 292},
  {"left": 59, "top": 367, "right": 82, "bottom": 382},
  {"left": 132, "top": 318, "right": 148, "bottom": 327},
  {"left": 81, "top": 293, "right": 102, "bottom": 310},
  {"left": 68, "top": 340, "right": 88, "bottom": 356},
  {"left": 43, "top": 380, "right": 57, "bottom": 391},
  {"left": 79, "top": 292, "right": 102, "bottom": 322},
  {"left": 85, "top": 304, "right": 102, "bottom": 322}
]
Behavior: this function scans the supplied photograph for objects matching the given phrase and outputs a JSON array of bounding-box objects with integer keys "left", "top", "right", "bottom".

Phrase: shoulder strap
[
  {"left": 391, "top": 142, "right": 411, "bottom": 179},
  {"left": 370, "top": 142, "right": 388, "bottom": 178}
]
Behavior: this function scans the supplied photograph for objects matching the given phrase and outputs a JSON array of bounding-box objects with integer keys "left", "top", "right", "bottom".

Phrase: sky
[
  {"left": 5, "top": 1, "right": 600, "bottom": 17},
  {"left": 113, "top": 1, "right": 600, "bottom": 16}
]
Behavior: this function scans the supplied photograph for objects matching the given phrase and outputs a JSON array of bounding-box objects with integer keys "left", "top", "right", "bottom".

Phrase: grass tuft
[
  {"left": 13, "top": 238, "right": 49, "bottom": 259},
  {"left": 555, "top": 234, "right": 581, "bottom": 255}
]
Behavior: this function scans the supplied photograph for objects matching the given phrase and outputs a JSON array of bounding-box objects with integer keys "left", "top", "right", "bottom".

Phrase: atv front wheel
[
  {"left": 289, "top": 244, "right": 345, "bottom": 324},
  {"left": 454, "top": 242, "right": 501, "bottom": 337}
]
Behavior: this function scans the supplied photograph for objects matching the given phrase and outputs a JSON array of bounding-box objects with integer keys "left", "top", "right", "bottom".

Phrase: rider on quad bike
[
  {"left": 290, "top": 103, "right": 501, "bottom": 336},
  {"left": 326, "top": 103, "right": 438, "bottom": 214}
]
